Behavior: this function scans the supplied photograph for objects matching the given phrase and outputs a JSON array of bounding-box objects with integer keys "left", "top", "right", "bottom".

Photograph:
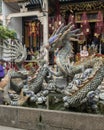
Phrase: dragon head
[{"left": 48, "top": 22, "right": 83, "bottom": 48}]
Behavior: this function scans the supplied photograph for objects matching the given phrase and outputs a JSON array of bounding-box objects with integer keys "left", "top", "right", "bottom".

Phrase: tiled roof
[
  {"left": 4, "top": 0, "right": 43, "bottom": 5},
  {"left": 4, "top": 0, "right": 43, "bottom": 11},
  {"left": 26, "top": 0, "right": 43, "bottom": 10}
]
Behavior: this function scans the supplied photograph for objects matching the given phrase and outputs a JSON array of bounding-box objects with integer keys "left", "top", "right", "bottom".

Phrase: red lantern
[
  {"left": 68, "top": 14, "right": 75, "bottom": 24},
  {"left": 102, "top": 22, "right": 104, "bottom": 34},
  {"left": 95, "top": 11, "right": 103, "bottom": 35},
  {"left": 81, "top": 12, "right": 90, "bottom": 36},
  {"left": 55, "top": 0, "right": 63, "bottom": 28},
  {"left": 36, "top": 22, "right": 40, "bottom": 36},
  {"left": 51, "top": 17, "right": 55, "bottom": 31},
  {"left": 54, "top": 14, "right": 62, "bottom": 29},
  {"left": 48, "top": 17, "right": 52, "bottom": 34},
  {"left": 28, "top": 22, "right": 32, "bottom": 36}
]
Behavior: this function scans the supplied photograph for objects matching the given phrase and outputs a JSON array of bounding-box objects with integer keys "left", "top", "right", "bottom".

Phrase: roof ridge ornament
[{"left": 18, "top": 2, "right": 29, "bottom": 12}]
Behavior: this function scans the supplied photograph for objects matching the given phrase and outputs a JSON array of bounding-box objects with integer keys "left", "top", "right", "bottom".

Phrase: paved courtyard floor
[{"left": 0, "top": 126, "right": 25, "bottom": 130}]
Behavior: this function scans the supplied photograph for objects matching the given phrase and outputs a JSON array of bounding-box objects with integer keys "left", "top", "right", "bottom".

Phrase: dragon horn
[
  {"left": 70, "top": 29, "right": 80, "bottom": 34},
  {"left": 49, "top": 23, "right": 64, "bottom": 38},
  {"left": 59, "top": 24, "right": 74, "bottom": 41},
  {"left": 55, "top": 23, "right": 64, "bottom": 34},
  {"left": 60, "top": 22, "right": 72, "bottom": 34}
]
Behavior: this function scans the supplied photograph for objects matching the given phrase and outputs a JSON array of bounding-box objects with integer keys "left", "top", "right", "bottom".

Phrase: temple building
[
  {"left": 1, "top": 2, "right": 104, "bottom": 130},
  {"left": 2, "top": 0, "right": 48, "bottom": 51},
  {"left": 48, "top": 0, "right": 104, "bottom": 54},
  {"left": 2, "top": 0, "right": 104, "bottom": 60}
]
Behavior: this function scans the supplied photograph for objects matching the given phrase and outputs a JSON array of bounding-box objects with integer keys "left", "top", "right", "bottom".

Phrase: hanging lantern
[
  {"left": 68, "top": 14, "right": 75, "bottom": 24},
  {"left": 94, "top": 11, "right": 103, "bottom": 36},
  {"left": 81, "top": 12, "right": 90, "bottom": 36},
  {"left": 48, "top": 17, "right": 52, "bottom": 34},
  {"left": 57, "top": 14, "right": 62, "bottom": 26},
  {"left": 101, "top": 21, "right": 104, "bottom": 42},
  {"left": 32, "top": 22, "right": 36, "bottom": 37},
  {"left": 28, "top": 22, "right": 32, "bottom": 36},
  {"left": 36, "top": 22, "right": 40, "bottom": 36},
  {"left": 54, "top": 0, "right": 63, "bottom": 29},
  {"left": 55, "top": 14, "right": 62, "bottom": 28},
  {"left": 52, "top": 17, "right": 55, "bottom": 31}
]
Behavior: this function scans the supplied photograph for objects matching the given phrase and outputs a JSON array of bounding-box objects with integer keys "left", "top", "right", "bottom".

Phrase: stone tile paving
[{"left": 0, "top": 126, "right": 25, "bottom": 130}]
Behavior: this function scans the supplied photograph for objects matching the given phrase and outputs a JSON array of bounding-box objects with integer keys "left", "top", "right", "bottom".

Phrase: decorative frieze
[{"left": 60, "top": 1, "right": 104, "bottom": 16}]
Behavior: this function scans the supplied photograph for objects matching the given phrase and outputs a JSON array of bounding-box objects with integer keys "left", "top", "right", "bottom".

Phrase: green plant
[{"left": 0, "top": 25, "right": 16, "bottom": 39}]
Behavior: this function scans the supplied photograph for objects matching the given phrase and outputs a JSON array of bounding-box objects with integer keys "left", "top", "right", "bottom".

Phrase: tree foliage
[{"left": 0, "top": 25, "right": 16, "bottom": 39}]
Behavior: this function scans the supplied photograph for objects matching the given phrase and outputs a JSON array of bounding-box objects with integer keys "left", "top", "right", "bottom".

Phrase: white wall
[
  {"left": 8, "top": 17, "right": 22, "bottom": 41},
  {"left": 2, "top": 2, "right": 22, "bottom": 41}
]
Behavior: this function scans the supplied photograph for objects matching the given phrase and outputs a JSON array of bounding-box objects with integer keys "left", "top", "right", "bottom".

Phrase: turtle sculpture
[{"left": 0, "top": 23, "right": 104, "bottom": 113}]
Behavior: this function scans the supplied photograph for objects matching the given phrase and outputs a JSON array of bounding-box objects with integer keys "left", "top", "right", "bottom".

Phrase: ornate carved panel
[
  {"left": 75, "top": 11, "right": 103, "bottom": 23},
  {"left": 60, "top": 1, "right": 104, "bottom": 17}
]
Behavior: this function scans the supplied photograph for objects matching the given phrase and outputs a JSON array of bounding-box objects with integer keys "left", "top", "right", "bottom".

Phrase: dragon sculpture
[
  {"left": 0, "top": 23, "right": 104, "bottom": 113},
  {"left": 47, "top": 23, "right": 104, "bottom": 111},
  {"left": 0, "top": 39, "right": 52, "bottom": 105}
]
